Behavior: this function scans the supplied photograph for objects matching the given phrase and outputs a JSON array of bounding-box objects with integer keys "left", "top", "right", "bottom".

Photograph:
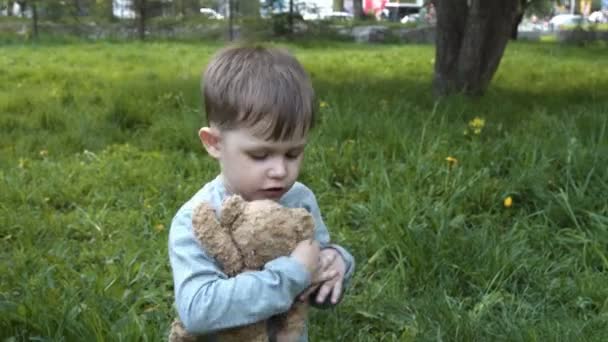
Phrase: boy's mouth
[{"left": 261, "top": 187, "right": 285, "bottom": 198}]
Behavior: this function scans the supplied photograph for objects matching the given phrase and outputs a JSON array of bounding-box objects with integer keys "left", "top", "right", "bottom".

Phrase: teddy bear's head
[
  {"left": 192, "top": 195, "right": 315, "bottom": 276},
  {"left": 221, "top": 195, "right": 315, "bottom": 271}
]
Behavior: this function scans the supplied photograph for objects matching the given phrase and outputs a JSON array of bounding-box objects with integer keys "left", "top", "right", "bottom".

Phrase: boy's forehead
[{"left": 224, "top": 127, "right": 308, "bottom": 148}]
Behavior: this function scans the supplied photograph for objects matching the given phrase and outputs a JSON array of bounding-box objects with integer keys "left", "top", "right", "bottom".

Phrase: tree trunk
[
  {"left": 334, "top": 0, "right": 344, "bottom": 12},
  {"left": 136, "top": 0, "right": 147, "bottom": 40},
  {"left": 511, "top": 1, "right": 528, "bottom": 40},
  {"left": 289, "top": 0, "right": 293, "bottom": 35},
  {"left": 433, "top": 0, "right": 519, "bottom": 96},
  {"left": 511, "top": 11, "right": 523, "bottom": 40},
  {"left": 353, "top": 0, "right": 364, "bottom": 19},
  {"left": 228, "top": 0, "right": 235, "bottom": 41},
  {"left": 109, "top": 0, "right": 114, "bottom": 21},
  {"left": 31, "top": 2, "right": 38, "bottom": 39},
  {"left": 240, "top": 0, "right": 260, "bottom": 18},
  {"left": 7, "top": 0, "right": 14, "bottom": 16},
  {"left": 178, "top": 0, "right": 186, "bottom": 17}
]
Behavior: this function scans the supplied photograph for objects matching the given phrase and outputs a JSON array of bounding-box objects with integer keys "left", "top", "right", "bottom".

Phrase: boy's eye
[
  {"left": 286, "top": 150, "right": 303, "bottom": 159},
  {"left": 248, "top": 152, "right": 268, "bottom": 161}
]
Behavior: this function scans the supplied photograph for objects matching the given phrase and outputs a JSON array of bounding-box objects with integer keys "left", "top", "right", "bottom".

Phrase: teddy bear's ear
[
  {"left": 192, "top": 202, "right": 223, "bottom": 242},
  {"left": 192, "top": 201, "right": 244, "bottom": 276},
  {"left": 220, "top": 195, "right": 245, "bottom": 228}
]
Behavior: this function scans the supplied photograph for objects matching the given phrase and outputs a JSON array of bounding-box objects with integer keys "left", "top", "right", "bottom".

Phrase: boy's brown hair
[{"left": 202, "top": 45, "right": 315, "bottom": 141}]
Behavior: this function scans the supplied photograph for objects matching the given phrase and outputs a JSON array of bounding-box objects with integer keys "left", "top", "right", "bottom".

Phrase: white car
[
  {"left": 400, "top": 13, "right": 420, "bottom": 24},
  {"left": 321, "top": 11, "right": 354, "bottom": 21},
  {"left": 589, "top": 11, "right": 607, "bottom": 23},
  {"left": 549, "top": 14, "right": 583, "bottom": 31},
  {"left": 199, "top": 8, "right": 224, "bottom": 20}
]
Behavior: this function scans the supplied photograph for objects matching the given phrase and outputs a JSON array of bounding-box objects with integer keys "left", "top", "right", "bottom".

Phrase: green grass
[{"left": 1, "top": 40, "right": 607, "bottom": 341}]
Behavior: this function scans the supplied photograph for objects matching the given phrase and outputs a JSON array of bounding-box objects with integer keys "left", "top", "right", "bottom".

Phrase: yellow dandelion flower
[
  {"left": 154, "top": 224, "right": 165, "bottom": 232},
  {"left": 469, "top": 117, "right": 486, "bottom": 131},
  {"left": 469, "top": 116, "right": 486, "bottom": 134},
  {"left": 446, "top": 156, "right": 458, "bottom": 166},
  {"left": 320, "top": 101, "right": 329, "bottom": 108},
  {"left": 503, "top": 196, "right": 513, "bottom": 208}
]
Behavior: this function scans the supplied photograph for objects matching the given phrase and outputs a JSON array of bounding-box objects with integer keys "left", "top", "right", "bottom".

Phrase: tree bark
[
  {"left": 353, "top": 0, "right": 364, "bottom": 19},
  {"left": 511, "top": 0, "right": 529, "bottom": 40},
  {"left": 334, "top": 0, "right": 344, "bottom": 12},
  {"left": 240, "top": 0, "right": 260, "bottom": 18},
  {"left": 511, "top": 11, "right": 523, "bottom": 40},
  {"left": 228, "top": 0, "right": 238, "bottom": 41},
  {"left": 135, "top": 0, "right": 147, "bottom": 40},
  {"left": 108, "top": 0, "right": 114, "bottom": 21},
  {"left": 289, "top": 0, "right": 293, "bottom": 35},
  {"left": 7, "top": 0, "right": 14, "bottom": 16},
  {"left": 433, "top": 0, "right": 519, "bottom": 96},
  {"left": 31, "top": 1, "right": 38, "bottom": 39}
]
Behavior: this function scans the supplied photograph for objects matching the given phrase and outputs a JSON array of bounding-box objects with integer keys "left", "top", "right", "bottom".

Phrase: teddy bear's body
[{"left": 169, "top": 196, "right": 315, "bottom": 342}]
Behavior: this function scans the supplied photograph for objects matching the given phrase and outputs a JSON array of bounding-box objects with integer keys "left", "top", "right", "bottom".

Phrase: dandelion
[
  {"left": 503, "top": 196, "right": 513, "bottom": 208},
  {"left": 320, "top": 101, "right": 329, "bottom": 108},
  {"left": 154, "top": 224, "right": 165, "bottom": 232},
  {"left": 446, "top": 156, "right": 458, "bottom": 167},
  {"left": 468, "top": 117, "right": 486, "bottom": 135}
]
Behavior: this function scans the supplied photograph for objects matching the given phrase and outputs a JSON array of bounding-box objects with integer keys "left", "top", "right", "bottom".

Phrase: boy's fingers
[
  {"left": 299, "top": 285, "right": 319, "bottom": 301},
  {"left": 316, "top": 282, "right": 333, "bottom": 304},
  {"left": 330, "top": 279, "right": 343, "bottom": 304},
  {"left": 322, "top": 251, "right": 337, "bottom": 266},
  {"left": 329, "top": 254, "right": 338, "bottom": 269},
  {"left": 321, "top": 269, "right": 338, "bottom": 282}
]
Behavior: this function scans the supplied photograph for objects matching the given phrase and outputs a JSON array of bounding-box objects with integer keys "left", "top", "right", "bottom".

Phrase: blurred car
[
  {"left": 549, "top": 14, "right": 583, "bottom": 31},
  {"left": 321, "top": 11, "right": 354, "bottom": 21},
  {"left": 589, "top": 11, "right": 607, "bottom": 23},
  {"left": 199, "top": 8, "right": 224, "bottom": 20},
  {"left": 400, "top": 13, "right": 420, "bottom": 24}
]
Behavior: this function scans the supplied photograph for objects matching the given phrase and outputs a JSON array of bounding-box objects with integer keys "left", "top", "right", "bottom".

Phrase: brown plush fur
[{"left": 169, "top": 195, "right": 315, "bottom": 342}]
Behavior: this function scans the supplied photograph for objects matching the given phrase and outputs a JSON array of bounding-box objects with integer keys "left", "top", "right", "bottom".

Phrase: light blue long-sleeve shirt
[{"left": 168, "top": 176, "right": 355, "bottom": 340}]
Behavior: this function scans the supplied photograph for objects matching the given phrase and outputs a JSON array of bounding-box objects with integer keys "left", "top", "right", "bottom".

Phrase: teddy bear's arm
[{"left": 192, "top": 202, "right": 243, "bottom": 276}]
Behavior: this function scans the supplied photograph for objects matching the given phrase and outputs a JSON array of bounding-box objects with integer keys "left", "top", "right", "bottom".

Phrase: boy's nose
[{"left": 268, "top": 157, "right": 287, "bottom": 179}]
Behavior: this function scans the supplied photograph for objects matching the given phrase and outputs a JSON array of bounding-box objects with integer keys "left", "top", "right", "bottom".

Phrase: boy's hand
[
  {"left": 290, "top": 239, "right": 321, "bottom": 276},
  {"left": 299, "top": 248, "right": 346, "bottom": 305},
  {"left": 291, "top": 240, "right": 338, "bottom": 286}
]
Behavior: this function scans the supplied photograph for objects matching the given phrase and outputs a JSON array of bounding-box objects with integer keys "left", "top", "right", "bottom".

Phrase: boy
[{"left": 168, "top": 45, "right": 355, "bottom": 341}]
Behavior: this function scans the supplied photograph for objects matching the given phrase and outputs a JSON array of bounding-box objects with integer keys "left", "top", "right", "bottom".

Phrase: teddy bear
[{"left": 168, "top": 195, "right": 315, "bottom": 342}]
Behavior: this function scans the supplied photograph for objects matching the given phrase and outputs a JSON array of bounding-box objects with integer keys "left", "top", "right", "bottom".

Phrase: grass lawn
[{"left": 1, "top": 40, "right": 607, "bottom": 341}]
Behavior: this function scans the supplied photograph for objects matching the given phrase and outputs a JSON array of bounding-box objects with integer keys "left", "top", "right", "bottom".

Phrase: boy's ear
[{"left": 199, "top": 127, "right": 221, "bottom": 159}]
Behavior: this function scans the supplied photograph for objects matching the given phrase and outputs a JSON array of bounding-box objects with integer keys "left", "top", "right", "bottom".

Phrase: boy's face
[{"left": 200, "top": 126, "right": 307, "bottom": 201}]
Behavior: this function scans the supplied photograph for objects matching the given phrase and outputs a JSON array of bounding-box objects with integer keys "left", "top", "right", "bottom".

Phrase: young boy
[{"left": 168, "top": 45, "right": 355, "bottom": 341}]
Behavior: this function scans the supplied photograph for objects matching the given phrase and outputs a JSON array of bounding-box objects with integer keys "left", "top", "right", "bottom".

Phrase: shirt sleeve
[
  {"left": 168, "top": 206, "right": 312, "bottom": 335},
  {"left": 300, "top": 187, "right": 356, "bottom": 299}
]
